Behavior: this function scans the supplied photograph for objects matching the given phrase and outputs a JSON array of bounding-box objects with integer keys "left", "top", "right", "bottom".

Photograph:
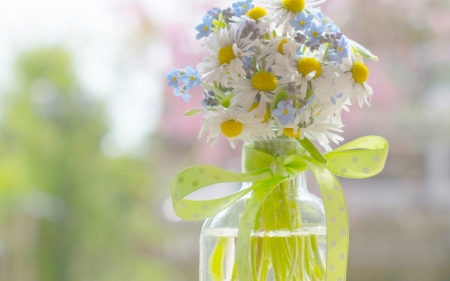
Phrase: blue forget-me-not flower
[
  {"left": 232, "top": 0, "right": 253, "bottom": 17},
  {"left": 317, "top": 12, "right": 333, "bottom": 26},
  {"left": 180, "top": 66, "right": 200, "bottom": 90},
  {"left": 165, "top": 68, "right": 180, "bottom": 88},
  {"left": 272, "top": 100, "right": 295, "bottom": 125},
  {"left": 174, "top": 88, "right": 192, "bottom": 103},
  {"left": 195, "top": 15, "right": 214, "bottom": 40},
  {"left": 207, "top": 7, "right": 222, "bottom": 19},
  {"left": 306, "top": 23, "right": 325, "bottom": 44},
  {"left": 336, "top": 36, "right": 349, "bottom": 61},
  {"left": 289, "top": 12, "right": 314, "bottom": 31}
]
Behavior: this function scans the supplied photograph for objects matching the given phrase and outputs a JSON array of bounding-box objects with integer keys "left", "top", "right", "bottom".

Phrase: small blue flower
[
  {"left": 336, "top": 36, "right": 349, "bottom": 61},
  {"left": 232, "top": 0, "right": 253, "bottom": 17},
  {"left": 317, "top": 12, "right": 333, "bottom": 27},
  {"left": 195, "top": 15, "right": 214, "bottom": 40},
  {"left": 174, "top": 88, "right": 192, "bottom": 103},
  {"left": 328, "top": 24, "right": 341, "bottom": 33},
  {"left": 305, "top": 23, "right": 324, "bottom": 44},
  {"left": 289, "top": 12, "right": 314, "bottom": 31},
  {"left": 242, "top": 56, "right": 253, "bottom": 70},
  {"left": 272, "top": 100, "right": 295, "bottom": 125},
  {"left": 327, "top": 52, "right": 338, "bottom": 61},
  {"left": 165, "top": 68, "right": 180, "bottom": 88},
  {"left": 207, "top": 7, "right": 222, "bottom": 19},
  {"left": 180, "top": 66, "right": 200, "bottom": 90}
]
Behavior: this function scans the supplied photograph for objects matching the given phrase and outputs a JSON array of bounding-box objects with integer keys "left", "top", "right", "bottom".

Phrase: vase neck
[{"left": 243, "top": 137, "right": 306, "bottom": 158}]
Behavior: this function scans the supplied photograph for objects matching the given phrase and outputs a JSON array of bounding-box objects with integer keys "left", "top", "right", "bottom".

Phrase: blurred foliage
[{"left": 0, "top": 47, "right": 185, "bottom": 281}]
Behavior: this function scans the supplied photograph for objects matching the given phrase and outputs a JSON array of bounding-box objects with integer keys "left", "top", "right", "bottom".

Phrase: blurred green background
[{"left": 1, "top": 0, "right": 450, "bottom": 280}]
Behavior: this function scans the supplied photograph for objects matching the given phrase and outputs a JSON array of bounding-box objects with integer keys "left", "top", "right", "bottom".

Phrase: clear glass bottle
[{"left": 200, "top": 138, "right": 327, "bottom": 281}]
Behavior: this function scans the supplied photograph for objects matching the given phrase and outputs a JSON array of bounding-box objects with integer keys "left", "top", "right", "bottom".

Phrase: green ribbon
[{"left": 169, "top": 136, "right": 389, "bottom": 281}]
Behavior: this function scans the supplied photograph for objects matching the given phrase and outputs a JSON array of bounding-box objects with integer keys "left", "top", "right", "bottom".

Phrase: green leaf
[
  {"left": 271, "top": 87, "right": 288, "bottom": 111},
  {"left": 349, "top": 39, "right": 379, "bottom": 61},
  {"left": 201, "top": 82, "right": 225, "bottom": 99},
  {"left": 183, "top": 109, "right": 202, "bottom": 117},
  {"left": 305, "top": 88, "right": 313, "bottom": 101},
  {"left": 298, "top": 137, "right": 327, "bottom": 164},
  {"left": 209, "top": 237, "right": 228, "bottom": 281},
  {"left": 220, "top": 94, "right": 234, "bottom": 109}
]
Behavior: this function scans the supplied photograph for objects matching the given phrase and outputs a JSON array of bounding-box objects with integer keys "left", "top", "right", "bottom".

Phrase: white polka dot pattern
[{"left": 307, "top": 161, "right": 349, "bottom": 281}]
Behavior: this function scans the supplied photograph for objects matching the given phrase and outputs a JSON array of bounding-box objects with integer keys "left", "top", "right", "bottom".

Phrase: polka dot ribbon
[{"left": 169, "top": 136, "right": 388, "bottom": 281}]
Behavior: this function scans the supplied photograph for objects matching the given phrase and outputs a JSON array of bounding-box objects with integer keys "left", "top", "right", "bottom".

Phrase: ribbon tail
[
  {"left": 307, "top": 161, "right": 349, "bottom": 281},
  {"left": 174, "top": 187, "right": 257, "bottom": 221},
  {"left": 235, "top": 177, "right": 286, "bottom": 281}
]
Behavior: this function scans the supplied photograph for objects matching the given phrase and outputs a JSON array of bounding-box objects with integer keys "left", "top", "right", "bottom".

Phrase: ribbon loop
[
  {"left": 325, "top": 136, "right": 389, "bottom": 178},
  {"left": 169, "top": 165, "right": 270, "bottom": 221}
]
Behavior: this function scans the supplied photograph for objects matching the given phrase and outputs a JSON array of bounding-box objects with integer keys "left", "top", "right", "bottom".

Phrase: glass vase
[{"left": 200, "top": 137, "right": 327, "bottom": 281}]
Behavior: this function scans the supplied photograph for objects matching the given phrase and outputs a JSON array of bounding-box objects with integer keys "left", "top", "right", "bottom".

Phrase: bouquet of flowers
[
  {"left": 166, "top": 0, "right": 378, "bottom": 151},
  {"left": 166, "top": 1, "right": 388, "bottom": 281}
]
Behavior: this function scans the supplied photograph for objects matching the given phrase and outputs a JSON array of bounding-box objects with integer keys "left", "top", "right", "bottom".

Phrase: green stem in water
[
  {"left": 229, "top": 139, "right": 326, "bottom": 281},
  {"left": 209, "top": 237, "right": 227, "bottom": 281}
]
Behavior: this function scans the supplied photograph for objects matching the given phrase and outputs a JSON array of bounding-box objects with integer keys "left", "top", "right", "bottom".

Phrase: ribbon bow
[{"left": 169, "top": 136, "right": 388, "bottom": 281}]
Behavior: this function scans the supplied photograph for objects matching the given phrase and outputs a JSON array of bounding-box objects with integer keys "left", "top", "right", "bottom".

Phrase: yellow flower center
[
  {"left": 172, "top": 76, "right": 177, "bottom": 81},
  {"left": 277, "top": 38, "right": 288, "bottom": 54},
  {"left": 203, "top": 26, "right": 209, "bottom": 31},
  {"left": 221, "top": 119, "right": 243, "bottom": 138},
  {"left": 242, "top": 4, "right": 247, "bottom": 8},
  {"left": 218, "top": 46, "right": 236, "bottom": 65},
  {"left": 312, "top": 31, "right": 319, "bottom": 38},
  {"left": 249, "top": 103, "right": 270, "bottom": 122},
  {"left": 297, "top": 57, "right": 322, "bottom": 79},
  {"left": 283, "top": 128, "right": 301, "bottom": 138},
  {"left": 351, "top": 62, "right": 369, "bottom": 84},
  {"left": 247, "top": 6, "right": 268, "bottom": 21},
  {"left": 300, "top": 21, "right": 305, "bottom": 26},
  {"left": 283, "top": 109, "right": 289, "bottom": 115},
  {"left": 251, "top": 72, "right": 278, "bottom": 92},
  {"left": 282, "top": 0, "right": 306, "bottom": 13},
  {"left": 190, "top": 75, "right": 195, "bottom": 81},
  {"left": 338, "top": 46, "right": 343, "bottom": 52}
]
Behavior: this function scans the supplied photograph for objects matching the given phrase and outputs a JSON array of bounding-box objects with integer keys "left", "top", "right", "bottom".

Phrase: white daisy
[
  {"left": 260, "top": 0, "right": 326, "bottom": 33},
  {"left": 230, "top": 63, "right": 279, "bottom": 114},
  {"left": 334, "top": 56, "right": 373, "bottom": 107},
  {"left": 276, "top": 97, "right": 343, "bottom": 150},
  {"left": 200, "top": 107, "right": 276, "bottom": 148},
  {"left": 197, "top": 28, "right": 258, "bottom": 87},
  {"left": 303, "top": 121, "right": 344, "bottom": 151},
  {"left": 275, "top": 114, "right": 343, "bottom": 150},
  {"left": 260, "top": 31, "right": 300, "bottom": 67},
  {"left": 276, "top": 119, "right": 305, "bottom": 139},
  {"left": 230, "top": 6, "right": 271, "bottom": 33},
  {"left": 305, "top": 95, "right": 341, "bottom": 121},
  {"left": 271, "top": 48, "right": 338, "bottom": 101}
]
